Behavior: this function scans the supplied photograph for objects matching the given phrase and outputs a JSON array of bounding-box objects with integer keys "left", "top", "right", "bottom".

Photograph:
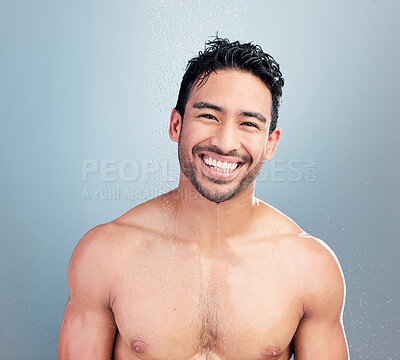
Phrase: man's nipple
[
  {"left": 262, "top": 343, "right": 281, "bottom": 358},
  {"left": 130, "top": 339, "right": 148, "bottom": 353}
]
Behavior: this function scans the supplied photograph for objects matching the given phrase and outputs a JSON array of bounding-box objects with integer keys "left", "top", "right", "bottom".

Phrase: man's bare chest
[{"left": 110, "top": 241, "right": 301, "bottom": 360}]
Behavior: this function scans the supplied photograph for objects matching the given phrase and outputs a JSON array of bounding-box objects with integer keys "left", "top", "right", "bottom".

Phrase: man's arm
[
  {"left": 59, "top": 226, "right": 117, "bottom": 359},
  {"left": 293, "top": 239, "right": 349, "bottom": 360}
]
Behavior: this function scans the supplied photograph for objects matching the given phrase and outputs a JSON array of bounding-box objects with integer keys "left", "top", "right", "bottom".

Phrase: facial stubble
[{"left": 178, "top": 131, "right": 266, "bottom": 203}]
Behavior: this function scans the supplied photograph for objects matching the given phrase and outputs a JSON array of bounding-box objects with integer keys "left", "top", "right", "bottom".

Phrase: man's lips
[
  {"left": 192, "top": 145, "right": 251, "bottom": 164},
  {"left": 198, "top": 153, "right": 246, "bottom": 176},
  {"left": 201, "top": 154, "right": 240, "bottom": 172}
]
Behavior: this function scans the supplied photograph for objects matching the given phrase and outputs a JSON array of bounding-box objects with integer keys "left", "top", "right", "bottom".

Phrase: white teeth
[{"left": 202, "top": 155, "right": 239, "bottom": 173}]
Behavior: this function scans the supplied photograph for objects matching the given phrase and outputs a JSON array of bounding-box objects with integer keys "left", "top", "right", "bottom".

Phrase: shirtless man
[{"left": 59, "top": 37, "right": 349, "bottom": 359}]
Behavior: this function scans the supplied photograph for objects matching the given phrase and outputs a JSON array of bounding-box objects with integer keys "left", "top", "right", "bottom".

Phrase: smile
[{"left": 201, "top": 154, "right": 240, "bottom": 173}]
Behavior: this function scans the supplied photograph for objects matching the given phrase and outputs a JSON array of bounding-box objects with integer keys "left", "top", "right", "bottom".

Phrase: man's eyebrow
[
  {"left": 240, "top": 111, "right": 267, "bottom": 123},
  {"left": 192, "top": 101, "right": 224, "bottom": 112},
  {"left": 192, "top": 102, "right": 267, "bottom": 123}
]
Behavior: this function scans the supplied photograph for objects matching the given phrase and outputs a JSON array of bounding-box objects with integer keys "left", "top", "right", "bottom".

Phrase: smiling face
[{"left": 170, "top": 69, "right": 281, "bottom": 203}]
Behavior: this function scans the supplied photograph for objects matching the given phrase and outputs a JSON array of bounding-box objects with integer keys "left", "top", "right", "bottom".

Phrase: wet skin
[
  {"left": 59, "top": 70, "right": 348, "bottom": 359},
  {"left": 96, "top": 195, "right": 302, "bottom": 360}
]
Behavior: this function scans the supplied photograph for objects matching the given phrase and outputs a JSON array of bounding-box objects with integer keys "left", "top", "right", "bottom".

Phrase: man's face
[{"left": 171, "top": 69, "right": 279, "bottom": 203}]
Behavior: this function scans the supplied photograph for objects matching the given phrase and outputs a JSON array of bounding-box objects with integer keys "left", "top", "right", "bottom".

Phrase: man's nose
[{"left": 210, "top": 123, "right": 241, "bottom": 153}]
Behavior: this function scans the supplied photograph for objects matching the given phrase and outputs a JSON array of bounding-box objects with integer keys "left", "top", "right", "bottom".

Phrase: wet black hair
[{"left": 175, "top": 36, "right": 284, "bottom": 134}]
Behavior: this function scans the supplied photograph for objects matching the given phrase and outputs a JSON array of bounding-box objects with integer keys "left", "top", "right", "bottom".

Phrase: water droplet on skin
[{"left": 217, "top": 203, "right": 221, "bottom": 251}]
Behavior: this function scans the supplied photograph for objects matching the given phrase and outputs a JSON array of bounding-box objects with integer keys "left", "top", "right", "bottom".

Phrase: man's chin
[
  {"left": 200, "top": 191, "right": 237, "bottom": 204},
  {"left": 204, "top": 176, "right": 233, "bottom": 185},
  {"left": 192, "top": 182, "right": 242, "bottom": 203},
  {"left": 179, "top": 160, "right": 255, "bottom": 203}
]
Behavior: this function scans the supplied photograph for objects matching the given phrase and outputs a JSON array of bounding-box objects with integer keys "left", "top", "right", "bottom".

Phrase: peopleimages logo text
[{"left": 81, "top": 159, "right": 317, "bottom": 184}]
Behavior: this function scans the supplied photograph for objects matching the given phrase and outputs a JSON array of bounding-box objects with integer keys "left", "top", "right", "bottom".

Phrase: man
[{"left": 59, "top": 37, "right": 349, "bottom": 359}]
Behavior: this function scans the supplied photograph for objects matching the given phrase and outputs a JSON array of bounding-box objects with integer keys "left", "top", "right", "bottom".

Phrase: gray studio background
[{"left": 1, "top": 0, "right": 399, "bottom": 359}]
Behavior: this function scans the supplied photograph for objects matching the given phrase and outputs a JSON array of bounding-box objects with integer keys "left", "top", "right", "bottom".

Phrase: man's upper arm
[
  {"left": 59, "top": 226, "right": 117, "bottom": 359},
  {"left": 293, "top": 239, "right": 349, "bottom": 360}
]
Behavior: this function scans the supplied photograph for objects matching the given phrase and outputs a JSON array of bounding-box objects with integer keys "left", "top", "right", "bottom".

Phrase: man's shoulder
[
  {"left": 280, "top": 231, "right": 345, "bottom": 312},
  {"left": 69, "top": 223, "right": 119, "bottom": 276},
  {"left": 277, "top": 228, "right": 344, "bottom": 287},
  {"left": 73, "top": 193, "right": 172, "bottom": 259},
  {"left": 289, "top": 233, "right": 346, "bottom": 318},
  {"left": 284, "top": 232, "right": 343, "bottom": 275},
  {"left": 73, "top": 222, "right": 120, "bottom": 254},
  {"left": 67, "top": 223, "right": 118, "bottom": 305},
  {"left": 257, "top": 199, "right": 345, "bottom": 296},
  {"left": 114, "top": 192, "right": 172, "bottom": 230}
]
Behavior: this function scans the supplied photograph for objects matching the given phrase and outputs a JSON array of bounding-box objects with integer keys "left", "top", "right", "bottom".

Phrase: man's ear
[
  {"left": 265, "top": 126, "right": 281, "bottom": 160},
  {"left": 169, "top": 108, "right": 182, "bottom": 143}
]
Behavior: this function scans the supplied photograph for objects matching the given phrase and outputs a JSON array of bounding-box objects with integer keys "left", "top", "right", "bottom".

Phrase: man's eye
[
  {"left": 242, "top": 121, "right": 260, "bottom": 129},
  {"left": 199, "top": 114, "right": 217, "bottom": 120}
]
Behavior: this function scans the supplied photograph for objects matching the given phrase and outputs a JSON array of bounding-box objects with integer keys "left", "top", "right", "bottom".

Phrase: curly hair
[{"left": 175, "top": 36, "right": 284, "bottom": 134}]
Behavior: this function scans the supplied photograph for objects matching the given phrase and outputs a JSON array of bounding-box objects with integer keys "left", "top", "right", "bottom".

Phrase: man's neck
[{"left": 166, "top": 175, "right": 260, "bottom": 250}]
